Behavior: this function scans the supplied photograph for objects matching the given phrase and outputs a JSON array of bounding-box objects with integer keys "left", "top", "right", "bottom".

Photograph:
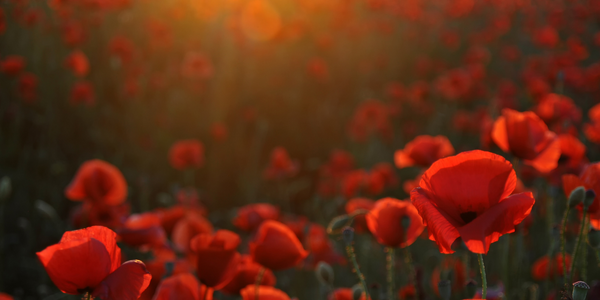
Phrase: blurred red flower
[
  {"left": 171, "top": 213, "right": 213, "bottom": 253},
  {"left": 190, "top": 230, "right": 241, "bottom": 289},
  {"left": 168, "top": 139, "right": 204, "bottom": 170},
  {"left": 411, "top": 150, "right": 535, "bottom": 254},
  {"left": 233, "top": 203, "right": 280, "bottom": 232},
  {"left": 64, "top": 50, "right": 89, "bottom": 77},
  {"left": 395, "top": 135, "right": 455, "bottom": 169},
  {"left": 562, "top": 162, "right": 600, "bottom": 215},
  {"left": 263, "top": 147, "right": 298, "bottom": 180},
  {"left": 221, "top": 255, "right": 276, "bottom": 295},
  {"left": 65, "top": 159, "right": 128, "bottom": 205},
  {"left": 240, "top": 285, "right": 290, "bottom": 300},
  {"left": 118, "top": 212, "right": 167, "bottom": 249},
  {"left": 531, "top": 254, "right": 571, "bottom": 280},
  {"left": 70, "top": 81, "right": 95, "bottom": 106},
  {"left": 36, "top": 226, "right": 151, "bottom": 299},
  {"left": 345, "top": 198, "right": 374, "bottom": 233},
  {"left": 366, "top": 197, "right": 425, "bottom": 248},
  {"left": 250, "top": 220, "right": 308, "bottom": 270},
  {"left": 0, "top": 55, "right": 25, "bottom": 76},
  {"left": 152, "top": 273, "right": 212, "bottom": 300}
]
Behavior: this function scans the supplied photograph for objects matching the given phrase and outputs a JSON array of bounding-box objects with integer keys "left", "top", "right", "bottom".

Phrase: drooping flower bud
[
  {"left": 568, "top": 186, "right": 585, "bottom": 208},
  {"left": 327, "top": 214, "right": 352, "bottom": 235},
  {"left": 572, "top": 281, "right": 590, "bottom": 300},
  {"left": 583, "top": 190, "right": 596, "bottom": 211},
  {"left": 342, "top": 227, "right": 354, "bottom": 245},
  {"left": 315, "top": 261, "right": 334, "bottom": 287},
  {"left": 352, "top": 284, "right": 364, "bottom": 300}
]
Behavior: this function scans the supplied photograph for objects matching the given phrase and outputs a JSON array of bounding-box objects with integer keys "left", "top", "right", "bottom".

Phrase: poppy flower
[
  {"left": 263, "top": 147, "right": 299, "bottom": 180},
  {"left": 557, "top": 134, "right": 586, "bottom": 170},
  {"left": 140, "top": 248, "right": 194, "bottom": 300},
  {"left": 366, "top": 198, "right": 425, "bottom": 248},
  {"left": 328, "top": 288, "right": 370, "bottom": 300},
  {"left": 171, "top": 213, "right": 213, "bottom": 253},
  {"left": 36, "top": 226, "right": 151, "bottom": 299},
  {"left": 562, "top": 163, "right": 600, "bottom": 214},
  {"left": 345, "top": 198, "right": 375, "bottom": 233},
  {"left": 64, "top": 50, "right": 89, "bottom": 77},
  {"left": 71, "top": 201, "right": 130, "bottom": 230},
  {"left": 534, "top": 93, "right": 581, "bottom": 125},
  {"left": 410, "top": 150, "right": 535, "bottom": 254},
  {"left": 118, "top": 212, "right": 167, "bottom": 249},
  {"left": 168, "top": 140, "right": 204, "bottom": 170},
  {"left": 233, "top": 203, "right": 280, "bottom": 232},
  {"left": 190, "top": 230, "right": 241, "bottom": 289},
  {"left": 221, "top": 255, "right": 277, "bottom": 295},
  {"left": 0, "top": 55, "right": 25, "bottom": 76},
  {"left": 250, "top": 220, "right": 308, "bottom": 270},
  {"left": 533, "top": 26, "right": 559, "bottom": 48},
  {"left": 531, "top": 254, "right": 571, "bottom": 281},
  {"left": 395, "top": 135, "right": 455, "bottom": 169},
  {"left": 152, "top": 273, "right": 212, "bottom": 300},
  {"left": 65, "top": 159, "right": 128, "bottom": 205},
  {"left": 70, "top": 81, "right": 95, "bottom": 106},
  {"left": 240, "top": 285, "right": 290, "bottom": 300},
  {"left": 239, "top": 0, "right": 282, "bottom": 42},
  {"left": 491, "top": 109, "right": 560, "bottom": 173},
  {"left": 347, "top": 99, "right": 392, "bottom": 142}
]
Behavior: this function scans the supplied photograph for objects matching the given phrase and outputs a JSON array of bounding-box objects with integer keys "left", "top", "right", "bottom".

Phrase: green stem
[
  {"left": 87, "top": 293, "right": 93, "bottom": 300},
  {"left": 561, "top": 207, "right": 570, "bottom": 286},
  {"left": 386, "top": 247, "right": 395, "bottom": 300},
  {"left": 569, "top": 211, "right": 588, "bottom": 285},
  {"left": 345, "top": 245, "right": 370, "bottom": 299},
  {"left": 478, "top": 254, "right": 487, "bottom": 300},
  {"left": 255, "top": 267, "right": 265, "bottom": 300}
]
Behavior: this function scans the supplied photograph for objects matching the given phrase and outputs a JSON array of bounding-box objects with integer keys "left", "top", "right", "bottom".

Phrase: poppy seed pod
[
  {"left": 316, "top": 261, "right": 334, "bottom": 286},
  {"left": 438, "top": 280, "right": 451, "bottom": 300},
  {"left": 568, "top": 186, "right": 585, "bottom": 208},
  {"left": 342, "top": 227, "right": 354, "bottom": 245},
  {"left": 589, "top": 229, "right": 600, "bottom": 248},
  {"left": 352, "top": 284, "right": 364, "bottom": 300},
  {"left": 584, "top": 190, "right": 596, "bottom": 210},
  {"left": 572, "top": 281, "right": 590, "bottom": 300}
]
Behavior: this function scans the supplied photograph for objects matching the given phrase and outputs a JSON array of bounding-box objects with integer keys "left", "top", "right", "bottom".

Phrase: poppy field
[{"left": 4, "top": 0, "right": 600, "bottom": 299}]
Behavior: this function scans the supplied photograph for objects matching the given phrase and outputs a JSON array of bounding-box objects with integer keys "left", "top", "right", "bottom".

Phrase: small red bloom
[
  {"left": 64, "top": 50, "right": 89, "bottom": 77},
  {"left": 345, "top": 198, "right": 374, "bottom": 233},
  {"left": 562, "top": 163, "right": 600, "bottom": 214},
  {"left": 366, "top": 198, "right": 425, "bottom": 248},
  {"left": 118, "top": 212, "right": 167, "bottom": 249},
  {"left": 533, "top": 26, "right": 559, "bottom": 48},
  {"left": 240, "top": 285, "right": 290, "bottom": 300},
  {"left": 395, "top": 135, "right": 455, "bottom": 168},
  {"left": 263, "top": 147, "right": 298, "bottom": 180},
  {"left": 221, "top": 255, "right": 276, "bottom": 295},
  {"left": 152, "top": 273, "right": 212, "bottom": 300},
  {"left": 0, "top": 55, "right": 25, "bottom": 76},
  {"left": 531, "top": 254, "right": 571, "bottom": 280},
  {"left": 535, "top": 93, "right": 581, "bottom": 125},
  {"left": 190, "top": 230, "right": 241, "bottom": 289},
  {"left": 168, "top": 139, "right": 204, "bottom": 170},
  {"left": 411, "top": 150, "right": 535, "bottom": 254},
  {"left": 36, "top": 226, "right": 151, "bottom": 299},
  {"left": 250, "top": 220, "right": 308, "bottom": 270},
  {"left": 171, "top": 213, "right": 213, "bottom": 253},
  {"left": 233, "top": 203, "right": 280, "bottom": 232},
  {"left": 491, "top": 109, "right": 560, "bottom": 173},
  {"left": 65, "top": 159, "right": 128, "bottom": 205}
]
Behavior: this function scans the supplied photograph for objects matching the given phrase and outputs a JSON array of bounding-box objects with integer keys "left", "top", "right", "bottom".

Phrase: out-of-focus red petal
[
  {"left": 419, "top": 150, "right": 516, "bottom": 223},
  {"left": 37, "top": 238, "right": 112, "bottom": 294},
  {"left": 410, "top": 188, "right": 461, "bottom": 254},
  {"left": 93, "top": 260, "right": 152, "bottom": 300},
  {"left": 394, "top": 150, "right": 415, "bottom": 168},
  {"left": 458, "top": 192, "right": 534, "bottom": 254},
  {"left": 562, "top": 174, "right": 584, "bottom": 199},
  {"left": 524, "top": 133, "right": 560, "bottom": 173},
  {"left": 491, "top": 116, "right": 510, "bottom": 153},
  {"left": 152, "top": 273, "right": 209, "bottom": 300},
  {"left": 240, "top": 285, "right": 291, "bottom": 300}
]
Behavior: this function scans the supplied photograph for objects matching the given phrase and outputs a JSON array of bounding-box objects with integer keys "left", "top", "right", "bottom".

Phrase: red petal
[
  {"left": 36, "top": 238, "right": 112, "bottom": 294},
  {"left": 491, "top": 116, "right": 510, "bottom": 153},
  {"left": 419, "top": 150, "right": 516, "bottom": 224},
  {"left": 458, "top": 192, "right": 535, "bottom": 254},
  {"left": 410, "top": 188, "right": 461, "bottom": 254},
  {"left": 93, "top": 260, "right": 152, "bottom": 300},
  {"left": 152, "top": 273, "right": 206, "bottom": 300},
  {"left": 524, "top": 132, "right": 560, "bottom": 173},
  {"left": 394, "top": 150, "right": 414, "bottom": 168},
  {"left": 60, "top": 226, "right": 121, "bottom": 273},
  {"left": 562, "top": 174, "right": 584, "bottom": 198},
  {"left": 366, "top": 198, "right": 425, "bottom": 248}
]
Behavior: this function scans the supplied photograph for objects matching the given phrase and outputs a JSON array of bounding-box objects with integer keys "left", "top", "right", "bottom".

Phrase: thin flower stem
[
  {"left": 87, "top": 293, "right": 93, "bottom": 300},
  {"left": 345, "top": 245, "right": 370, "bottom": 299},
  {"left": 255, "top": 267, "right": 265, "bottom": 300},
  {"left": 561, "top": 207, "right": 570, "bottom": 287},
  {"left": 582, "top": 226, "right": 589, "bottom": 282},
  {"left": 569, "top": 211, "right": 588, "bottom": 285},
  {"left": 386, "top": 247, "right": 395, "bottom": 300},
  {"left": 478, "top": 254, "right": 487, "bottom": 300}
]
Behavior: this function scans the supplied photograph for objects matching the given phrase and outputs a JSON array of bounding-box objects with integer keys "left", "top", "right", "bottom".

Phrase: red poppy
[
  {"left": 347, "top": 99, "right": 392, "bottom": 142},
  {"left": 168, "top": 139, "right": 204, "bottom": 170},
  {"left": 395, "top": 135, "right": 455, "bottom": 169},
  {"left": 70, "top": 81, "right": 95, "bottom": 106},
  {"left": 36, "top": 226, "right": 151, "bottom": 299},
  {"left": 0, "top": 293, "right": 12, "bottom": 300},
  {"left": 328, "top": 288, "right": 370, "bottom": 300},
  {"left": 190, "top": 230, "right": 241, "bottom": 289},
  {"left": 562, "top": 163, "right": 600, "bottom": 214},
  {"left": 491, "top": 109, "right": 560, "bottom": 173},
  {"left": 345, "top": 198, "right": 375, "bottom": 233},
  {"left": 221, "top": 255, "right": 277, "bottom": 295},
  {"left": 535, "top": 93, "right": 581, "bottom": 125},
  {"left": 240, "top": 285, "right": 290, "bottom": 300},
  {"left": 0, "top": 55, "right": 25, "bottom": 76},
  {"left": 118, "top": 212, "right": 167, "bottom": 249},
  {"left": 109, "top": 35, "right": 136, "bottom": 64},
  {"left": 263, "top": 147, "right": 298, "bottom": 180},
  {"left": 531, "top": 254, "right": 571, "bottom": 280},
  {"left": 410, "top": 150, "right": 535, "bottom": 254},
  {"left": 152, "top": 273, "right": 212, "bottom": 300},
  {"left": 233, "top": 203, "right": 280, "bottom": 232},
  {"left": 140, "top": 248, "right": 194, "bottom": 300},
  {"left": 64, "top": 50, "right": 89, "bottom": 77},
  {"left": 557, "top": 134, "right": 586, "bottom": 170},
  {"left": 71, "top": 201, "right": 130, "bottom": 230},
  {"left": 533, "top": 26, "right": 559, "bottom": 48},
  {"left": 366, "top": 198, "right": 425, "bottom": 248},
  {"left": 65, "top": 159, "right": 128, "bottom": 205},
  {"left": 250, "top": 220, "right": 308, "bottom": 270},
  {"left": 398, "top": 285, "right": 416, "bottom": 300},
  {"left": 171, "top": 213, "right": 213, "bottom": 253}
]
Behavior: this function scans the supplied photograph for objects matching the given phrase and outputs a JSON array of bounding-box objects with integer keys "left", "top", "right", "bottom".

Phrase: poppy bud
[
  {"left": 327, "top": 214, "right": 352, "bottom": 235},
  {"left": 584, "top": 190, "right": 596, "bottom": 210},
  {"left": 589, "top": 229, "right": 600, "bottom": 248},
  {"left": 352, "top": 284, "right": 363, "bottom": 300},
  {"left": 572, "top": 281, "right": 590, "bottom": 300},
  {"left": 0, "top": 176, "right": 11, "bottom": 202},
  {"left": 568, "top": 186, "right": 585, "bottom": 208},
  {"left": 465, "top": 279, "right": 477, "bottom": 298},
  {"left": 438, "top": 279, "right": 451, "bottom": 300},
  {"left": 316, "top": 261, "right": 334, "bottom": 287},
  {"left": 342, "top": 227, "right": 354, "bottom": 245}
]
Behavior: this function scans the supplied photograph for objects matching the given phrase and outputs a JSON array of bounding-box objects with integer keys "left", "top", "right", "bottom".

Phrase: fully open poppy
[
  {"left": 410, "top": 150, "right": 535, "bottom": 254},
  {"left": 36, "top": 226, "right": 151, "bottom": 300},
  {"left": 250, "top": 220, "right": 308, "bottom": 270},
  {"left": 65, "top": 159, "right": 128, "bottom": 206},
  {"left": 491, "top": 109, "right": 560, "bottom": 173},
  {"left": 190, "top": 230, "right": 241, "bottom": 289},
  {"left": 366, "top": 198, "right": 425, "bottom": 248},
  {"left": 395, "top": 135, "right": 455, "bottom": 169}
]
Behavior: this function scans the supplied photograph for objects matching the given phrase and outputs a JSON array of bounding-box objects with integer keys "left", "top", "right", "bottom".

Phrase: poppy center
[{"left": 460, "top": 211, "right": 478, "bottom": 224}]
